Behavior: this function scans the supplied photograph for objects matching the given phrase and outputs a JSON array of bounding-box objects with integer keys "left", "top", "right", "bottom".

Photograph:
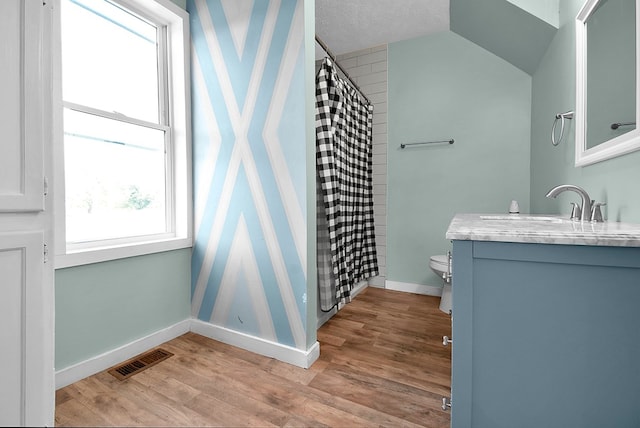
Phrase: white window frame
[{"left": 53, "top": 0, "right": 192, "bottom": 268}]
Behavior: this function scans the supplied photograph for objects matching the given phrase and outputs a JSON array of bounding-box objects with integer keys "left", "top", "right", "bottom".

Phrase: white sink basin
[{"left": 480, "top": 215, "right": 567, "bottom": 223}]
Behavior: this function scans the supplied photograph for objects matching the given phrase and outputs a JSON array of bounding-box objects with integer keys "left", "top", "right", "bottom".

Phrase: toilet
[{"left": 429, "top": 254, "right": 452, "bottom": 314}]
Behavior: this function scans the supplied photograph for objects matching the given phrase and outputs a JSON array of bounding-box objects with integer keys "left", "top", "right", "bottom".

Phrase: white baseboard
[
  {"left": 55, "top": 319, "right": 191, "bottom": 390},
  {"left": 385, "top": 280, "right": 443, "bottom": 297},
  {"left": 190, "top": 319, "right": 320, "bottom": 369},
  {"left": 56, "top": 318, "right": 321, "bottom": 389},
  {"left": 368, "top": 275, "right": 385, "bottom": 287}
]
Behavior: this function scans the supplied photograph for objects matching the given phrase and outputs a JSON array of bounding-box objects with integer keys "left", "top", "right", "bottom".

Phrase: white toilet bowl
[
  {"left": 429, "top": 254, "right": 449, "bottom": 278},
  {"left": 430, "top": 254, "right": 452, "bottom": 314}
]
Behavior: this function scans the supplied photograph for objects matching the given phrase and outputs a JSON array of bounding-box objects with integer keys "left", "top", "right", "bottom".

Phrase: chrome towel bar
[
  {"left": 400, "top": 139, "right": 454, "bottom": 149},
  {"left": 611, "top": 122, "right": 636, "bottom": 130}
]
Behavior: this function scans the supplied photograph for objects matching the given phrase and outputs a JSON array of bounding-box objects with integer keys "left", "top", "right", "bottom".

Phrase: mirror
[{"left": 575, "top": 0, "right": 640, "bottom": 166}]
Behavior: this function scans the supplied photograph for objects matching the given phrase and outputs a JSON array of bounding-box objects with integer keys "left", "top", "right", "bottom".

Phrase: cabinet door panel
[
  {"left": 0, "top": 0, "right": 52, "bottom": 425},
  {"left": 0, "top": 0, "right": 44, "bottom": 212},
  {"left": 0, "top": 231, "right": 43, "bottom": 427}
]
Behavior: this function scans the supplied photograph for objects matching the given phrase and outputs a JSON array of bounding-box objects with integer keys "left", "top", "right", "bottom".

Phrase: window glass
[
  {"left": 61, "top": 0, "right": 171, "bottom": 248},
  {"left": 56, "top": 0, "right": 190, "bottom": 266},
  {"left": 63, "top": 108, "right": 167, "bottom": 243},
  {"left": 61, "top": 0, "right": 160, "bottom": 123}
]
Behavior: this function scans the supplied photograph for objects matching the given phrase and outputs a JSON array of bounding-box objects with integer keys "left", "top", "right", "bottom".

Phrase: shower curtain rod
[{"left": 315, "top": 35, "right": 372, "bottom": 105}]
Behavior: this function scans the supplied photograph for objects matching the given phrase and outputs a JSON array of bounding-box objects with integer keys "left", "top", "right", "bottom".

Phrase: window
[{"left": 55, "top": 0, "right": 191, "bottom": 267}]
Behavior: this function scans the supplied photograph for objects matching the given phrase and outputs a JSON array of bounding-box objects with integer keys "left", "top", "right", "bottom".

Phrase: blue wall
[
  {"left": 189, "top": 0, "right": 311, "bottom": 349},
  {"left": 55, "top": 249, "right": 191, "bottom": 369},
  {"left": 530, "top": 0, "right": 640, "bottom": 222},
  {"left": 387, "top": 31, "right": 532, "bottom": 287}
]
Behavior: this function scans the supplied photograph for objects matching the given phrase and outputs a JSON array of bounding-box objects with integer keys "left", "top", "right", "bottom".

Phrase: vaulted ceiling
[{"left": 315, "top": 0, "right": 559, "bottom": 75}]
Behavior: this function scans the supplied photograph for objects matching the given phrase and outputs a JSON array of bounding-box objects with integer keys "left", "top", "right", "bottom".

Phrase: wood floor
[{"left": 55, "top": 287, "right": 452, "bottom": 427}]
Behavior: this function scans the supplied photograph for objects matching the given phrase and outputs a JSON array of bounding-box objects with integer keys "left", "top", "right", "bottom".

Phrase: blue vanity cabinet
[{"left": 450, "top": 240, "right": 640, "bottom": 428}]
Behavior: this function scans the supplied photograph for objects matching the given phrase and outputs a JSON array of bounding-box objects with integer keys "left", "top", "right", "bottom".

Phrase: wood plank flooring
[{"left": 55, "top": 287, "right": 452, "bottom": 427}]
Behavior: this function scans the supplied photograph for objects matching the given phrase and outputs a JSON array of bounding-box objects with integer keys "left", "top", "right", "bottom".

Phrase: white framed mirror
[{"left": 575, "top": 0, "right": 640, "bottom": 167}]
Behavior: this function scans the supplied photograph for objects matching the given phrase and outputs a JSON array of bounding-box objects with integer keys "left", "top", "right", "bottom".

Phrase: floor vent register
[{"left": 108, "top": 348, "right": 174, "bottom": 380}]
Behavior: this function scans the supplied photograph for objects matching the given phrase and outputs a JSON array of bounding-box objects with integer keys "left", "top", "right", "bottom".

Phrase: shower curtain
[{"left": 316, "top": 57, "right": 379, "bottom": 312}]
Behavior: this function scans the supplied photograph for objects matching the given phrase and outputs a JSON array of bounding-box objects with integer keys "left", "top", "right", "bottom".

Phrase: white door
[{"left": 0, "top": 0, "right": 54, "bottom": 426}]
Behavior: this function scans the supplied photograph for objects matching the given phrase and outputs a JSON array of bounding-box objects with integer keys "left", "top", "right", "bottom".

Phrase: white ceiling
[{"left": 315, "top": 0, "right": 450, "bottom": 59}]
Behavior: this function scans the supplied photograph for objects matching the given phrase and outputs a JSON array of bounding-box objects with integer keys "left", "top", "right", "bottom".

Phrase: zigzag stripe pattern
[{"left": 188, "top": 0, "right": 308, "bottom": 349}]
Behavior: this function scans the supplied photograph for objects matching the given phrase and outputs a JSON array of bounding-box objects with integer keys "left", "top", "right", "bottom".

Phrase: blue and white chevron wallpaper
[{"left": 188, "top": 0, "right": 309, "bottom": 350}]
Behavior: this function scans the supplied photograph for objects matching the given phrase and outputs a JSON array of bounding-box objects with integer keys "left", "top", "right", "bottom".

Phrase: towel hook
[{"left": 551, "top": 111, "right": 574, "bottom": 146}]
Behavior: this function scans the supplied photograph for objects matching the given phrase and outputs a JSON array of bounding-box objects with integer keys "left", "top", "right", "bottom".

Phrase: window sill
[{"left": 54, "top": 236, "right": 192, "bottom": 269}]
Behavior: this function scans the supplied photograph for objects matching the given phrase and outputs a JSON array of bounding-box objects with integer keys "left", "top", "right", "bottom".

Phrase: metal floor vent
[{"left": 108, "top": 348, "right": 173, "bottom": 381}]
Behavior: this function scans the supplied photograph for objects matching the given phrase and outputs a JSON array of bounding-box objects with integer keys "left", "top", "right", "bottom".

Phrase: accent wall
[{"left": 189, "top": 0, "right": 314, "bottom": 351}]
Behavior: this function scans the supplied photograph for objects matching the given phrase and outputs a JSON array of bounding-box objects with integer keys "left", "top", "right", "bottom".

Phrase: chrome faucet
[{"left": 545, "top": 184, "right": 592, "bottom": 222}]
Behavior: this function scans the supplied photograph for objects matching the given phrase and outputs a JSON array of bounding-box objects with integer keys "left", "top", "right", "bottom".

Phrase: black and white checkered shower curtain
[{"left": 316, "top": 58, "right": 379, "bottom": 312}]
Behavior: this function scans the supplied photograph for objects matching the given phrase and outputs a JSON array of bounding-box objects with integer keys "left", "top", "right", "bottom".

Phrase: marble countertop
[{"left": 445, "top": 213, "right": 640, "bottom": 247}]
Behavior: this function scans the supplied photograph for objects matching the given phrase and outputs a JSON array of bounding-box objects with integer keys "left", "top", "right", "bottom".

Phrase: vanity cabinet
[{"left": 450, "top": 240, "right": 640, "bottom": 428}]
